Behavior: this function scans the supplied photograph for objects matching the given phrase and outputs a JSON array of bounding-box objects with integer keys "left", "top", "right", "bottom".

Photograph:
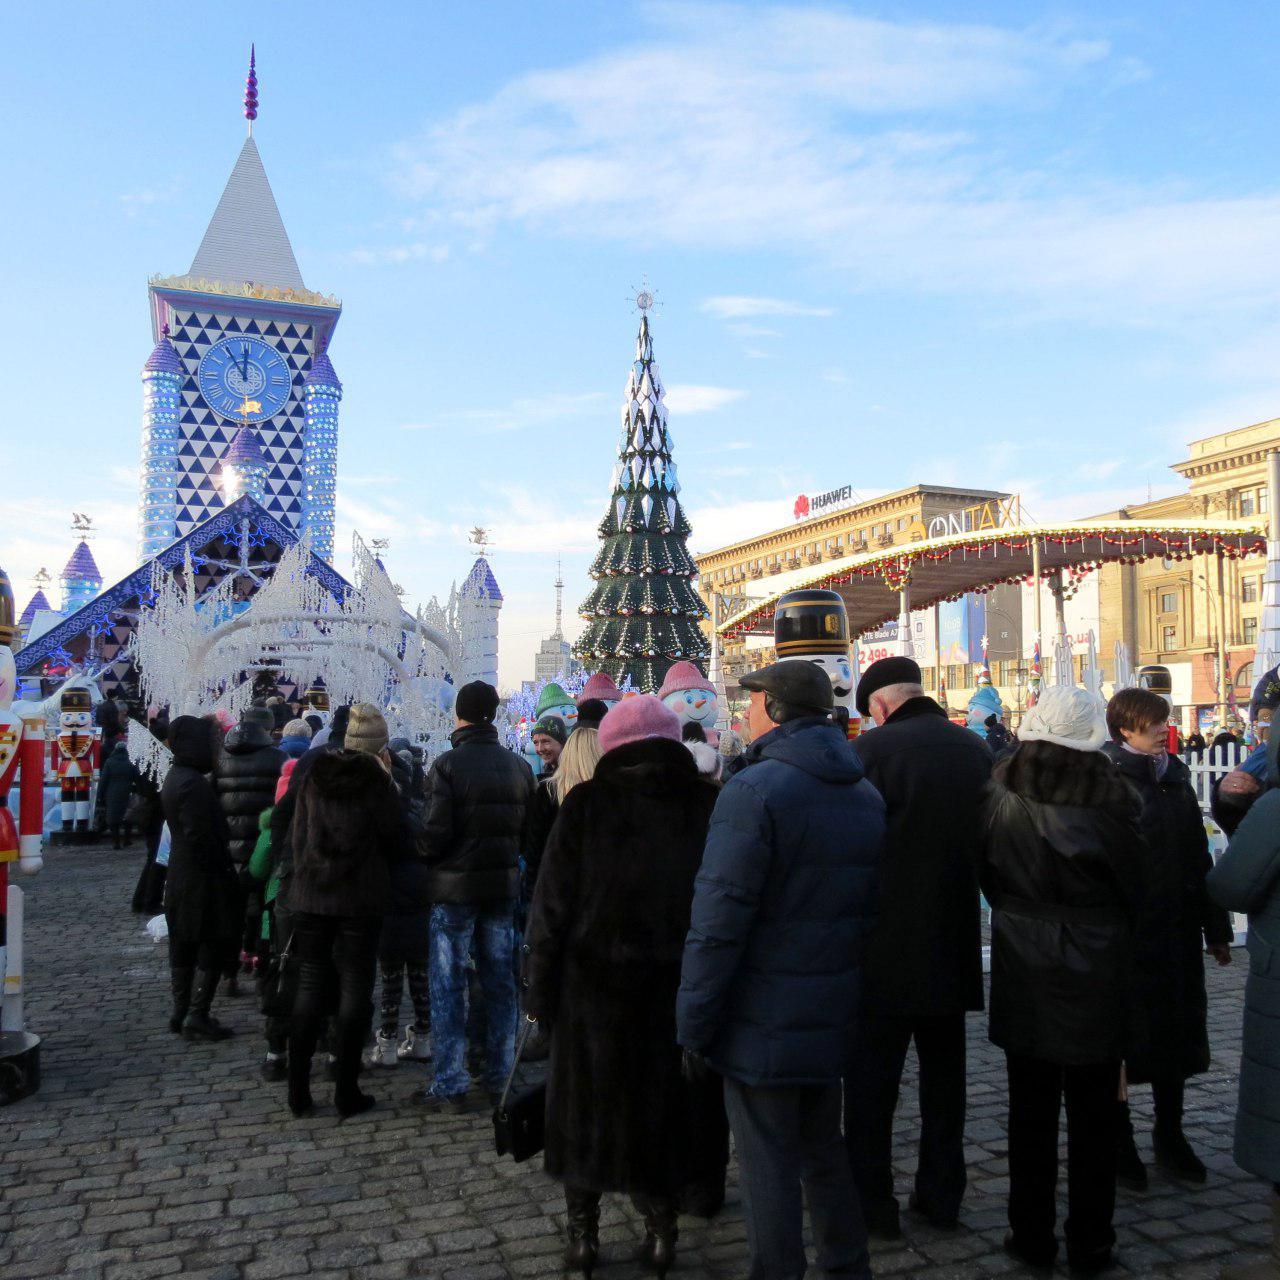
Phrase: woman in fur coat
[{"left": 524, "top": 696, "right": 721, "bottom": 1278}]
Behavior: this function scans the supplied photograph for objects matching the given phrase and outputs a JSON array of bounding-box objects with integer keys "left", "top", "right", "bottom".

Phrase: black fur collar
[
  {"left": 994, "top": 740, "right": 1135, "bottom": 810},
  {"left": 596, "top": 736, "right": 697, "bottom": 788}
]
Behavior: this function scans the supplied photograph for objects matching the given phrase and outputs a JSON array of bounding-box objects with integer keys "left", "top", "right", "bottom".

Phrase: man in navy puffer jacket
[{"left": 678, "top": 660, "right": 884, "bottom": 1280}]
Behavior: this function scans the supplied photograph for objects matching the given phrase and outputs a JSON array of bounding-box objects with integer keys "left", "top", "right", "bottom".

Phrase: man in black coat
[
  {"left": 846, "top": 656, "right": 992, "bottom": 1237},
  {"left": 417, "top": 680, "right": 534, "bottom": 1111}
]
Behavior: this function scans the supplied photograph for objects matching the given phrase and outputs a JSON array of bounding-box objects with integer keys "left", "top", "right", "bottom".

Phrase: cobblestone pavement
[{"left": 0, "top": 840, "right": 1270, "bottom": 1279}]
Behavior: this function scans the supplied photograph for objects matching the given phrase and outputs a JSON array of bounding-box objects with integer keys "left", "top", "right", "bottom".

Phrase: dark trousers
[
  {"left": 262, "top": 905, "right": 294, "bottom": 1055},
  {"left": 845, "top": 1012, "right": 967, "bottom": 1220},
  {"left": 724, "top": 1078, "right": 871, "bottom": 1280},
  {"left": 1006, "top": 1053, "right": 1119, "bottom": 1265},
  {"left": 167, "top": 934, "right": 222, "bottom": 971},
  {"left": 289, "top": 913, "right": 380, "bottom": 1099}
]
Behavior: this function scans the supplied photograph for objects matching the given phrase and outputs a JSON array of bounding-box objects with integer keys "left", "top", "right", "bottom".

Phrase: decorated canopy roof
[{"left": 719, "top": 518, "right": 1267, "bottom": 641}]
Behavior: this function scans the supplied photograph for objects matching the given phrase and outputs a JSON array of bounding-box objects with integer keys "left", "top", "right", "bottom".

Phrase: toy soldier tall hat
[
  {"left": 0, "top": 564, "right": 15, "bottom": 649},
  {"left": 60, "top": 687, "right": 92, "bottom": 713}
]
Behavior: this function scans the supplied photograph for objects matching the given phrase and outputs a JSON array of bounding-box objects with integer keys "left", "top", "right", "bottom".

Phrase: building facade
[
  {"left": 696, "top": 484, "right": 1016, "bottom": 686},
  {"left": 138, "top": 65, "right": 342, "bottom": 561},
  {"left": 1090, "top": 418, "right": 1277, "bottom": 731}
]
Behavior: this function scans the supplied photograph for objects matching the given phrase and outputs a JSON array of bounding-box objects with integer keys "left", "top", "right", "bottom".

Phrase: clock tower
[{"left": 138, "top": 47, "right": 342, "bottom": 561}]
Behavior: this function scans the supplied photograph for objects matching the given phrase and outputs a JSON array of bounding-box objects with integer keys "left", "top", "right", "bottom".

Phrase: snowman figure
[
  {"left": 535, "top": 681, "right": 579, "bottom": 734},
  {"left": 773, "top": 588, "right": 860, "bottom": 737},
  {"left": 578, "top": 671, "right": 624, "bottom": 710},
  {"left": 657, "top": 661, "right": 719, "bottom": 744}
]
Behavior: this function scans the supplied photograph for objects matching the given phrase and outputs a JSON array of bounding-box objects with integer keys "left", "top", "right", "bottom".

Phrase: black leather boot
[
  {"left": 182, "top": 970, "right": 234, "bottom": 1041},
  {"left": 564, "top": 1187, "right": 600, "bottom": 1277},
  {"left": 168, "top": 966, "right": 194, "bottom": 1034},
  {"left": 636, "top": 1197, "right": 678, "bottom": 1278},
  {"left": 1115, "top": 1100, "right": 1148, "bottom": 1192}
]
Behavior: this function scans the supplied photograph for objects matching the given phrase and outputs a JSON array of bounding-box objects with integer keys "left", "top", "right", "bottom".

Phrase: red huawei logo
[{"left": 794, "top": 494, "right": 810, "bottom": 520}]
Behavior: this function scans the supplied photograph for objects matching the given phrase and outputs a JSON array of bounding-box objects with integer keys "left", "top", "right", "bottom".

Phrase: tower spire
[
  {"left": 244, "top": 44, "right": 258, "bottom": 135},
  {"left": 553, "top": 559, "right": 564, "bottom": 640}
]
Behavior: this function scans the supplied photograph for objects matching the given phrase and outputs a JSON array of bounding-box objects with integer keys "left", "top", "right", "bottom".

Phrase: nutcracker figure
[
  {"left": 0, "top": 562, "right": 45, "bottom": 1097},
  {"left": 52, "top": 687, "right": 98, "bottom": 833},
  {"left": 773, "top": 588, "right": 860, "bottom": 737}
]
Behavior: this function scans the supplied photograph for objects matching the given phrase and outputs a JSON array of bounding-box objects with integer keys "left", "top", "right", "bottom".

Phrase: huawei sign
[
  {"left": 793, "top": 484, "right": 852, "bottom": 521},
  {"left": 793, "top": 494, "right": 810, "bottom": 520}
]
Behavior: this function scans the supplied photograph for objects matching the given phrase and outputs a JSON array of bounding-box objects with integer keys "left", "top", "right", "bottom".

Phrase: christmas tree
[{"left": 575, "top": 308, "right": 710, "bottom": 693}]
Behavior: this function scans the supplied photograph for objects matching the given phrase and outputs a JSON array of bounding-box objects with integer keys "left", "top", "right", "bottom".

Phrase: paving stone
[{"left": 2, "top": 838, "right": 1264, "bottom": 1279}]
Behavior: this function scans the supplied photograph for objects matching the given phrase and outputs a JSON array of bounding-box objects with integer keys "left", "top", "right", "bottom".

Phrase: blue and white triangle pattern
[{"left": 167, "top": 308, "right": 314, "bottom": 538}]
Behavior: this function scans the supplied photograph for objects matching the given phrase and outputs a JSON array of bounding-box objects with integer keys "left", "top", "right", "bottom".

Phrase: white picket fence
[
  {"left": 1184, "top": 742, "right": 1249, "bottom": 817},
  {"left": 1184, "top": 742, "right": 1249, "bottom": 944}
]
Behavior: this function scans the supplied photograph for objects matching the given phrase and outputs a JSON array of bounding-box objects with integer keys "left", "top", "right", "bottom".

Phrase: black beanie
[
  {"left": 455, "top": 680, "right": 500, "bottom": 724},
  {"left": 575, "top": 698, "right": 609, "bottom": 730},
  {"left": 329, "top": 704, "right": 352, "bottom": 747}
]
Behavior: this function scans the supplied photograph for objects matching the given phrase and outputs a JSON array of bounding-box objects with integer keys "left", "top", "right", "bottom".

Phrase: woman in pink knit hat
[{"left": 525, "top": 694, "right": 726, "bottom": 1276}]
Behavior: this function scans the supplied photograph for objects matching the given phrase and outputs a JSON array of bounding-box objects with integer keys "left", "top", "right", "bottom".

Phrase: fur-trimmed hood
[
  {"left": 993, "top": 739, "right": 1136, "bottom": 814},
  {"left": 307, "top": 748, "right": 393, "bottom": 799}
]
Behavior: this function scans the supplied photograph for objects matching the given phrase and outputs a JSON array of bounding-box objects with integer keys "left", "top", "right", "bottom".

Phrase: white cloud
[
  {"left": 387, "top": 5, "right": 1280, "bottom": 325},
  {"left": 704, "top": 297, "right": 834, "bottom": 320},
  {"left": 664, "top": 384, "right": 746, "bottom": 414},
  {"left": 1075, "top": 458, "right": 1124, "bottom": 481},
  {"left": 347, "top": 242, "right": 450, "bottom": 267},
  {"left": 401, "top": 391, "right": 607, "bottom": 434},
  {"left": 687, "top": 496, "right": 798, "bottom": 553}
]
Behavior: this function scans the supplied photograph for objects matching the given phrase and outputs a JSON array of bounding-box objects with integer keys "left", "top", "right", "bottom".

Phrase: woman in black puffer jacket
[
  {"left": 980, "top": 686, "right": 1142, "bottom": 1276},
  {"left": 213, "top": 707, "right": 285, "bottom": 984},
  {"left": 161, "top": 715, "right": 242, "bottom": 1042}
]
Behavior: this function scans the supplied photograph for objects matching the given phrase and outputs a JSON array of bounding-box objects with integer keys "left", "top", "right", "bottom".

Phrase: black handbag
[
  {"left": 492, "top": 1016, "right": 546, "bottom": 1162},
  {"left": 257, "top": 933, "right": 298, "bottom": 1018}
]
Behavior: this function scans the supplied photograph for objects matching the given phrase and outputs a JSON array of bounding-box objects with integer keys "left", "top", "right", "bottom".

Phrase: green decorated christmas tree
[{"left": 575, "top": 306, "right": 710, "bottom": 692}]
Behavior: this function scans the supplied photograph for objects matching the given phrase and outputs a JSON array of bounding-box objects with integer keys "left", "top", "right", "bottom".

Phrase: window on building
[
  {"left": 897, "top": 517, "right": 907, "bottom": 531},
  {"left": 1244, "top": 617, "right": 1258, "bottom": 645},
  {"left": 1243, "top": 576, "right": 1259, "bottom": 603},
  {"left": 1261, "top": 489, "right": 1269, "bottom": 514},
  {"left": 1159, "top": 591, "right": 1177, "bottom": 614},
  {"left": 1161, "top": 625, "right": 1176, "bottom": 652},
  {"left": 1241, "top": 489, "right": 1256, "bottom": 517}
]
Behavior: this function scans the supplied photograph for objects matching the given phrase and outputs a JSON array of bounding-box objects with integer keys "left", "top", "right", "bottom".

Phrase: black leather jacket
[{"left": 418, "top": 723, "right": 535, "bottom": 904}]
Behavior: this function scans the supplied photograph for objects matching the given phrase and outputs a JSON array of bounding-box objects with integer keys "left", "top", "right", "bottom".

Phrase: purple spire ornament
[{"left": 244, "top": 44, "right": 258, "bottom": 131}]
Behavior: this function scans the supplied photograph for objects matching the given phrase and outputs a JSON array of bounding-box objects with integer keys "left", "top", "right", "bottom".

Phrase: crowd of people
[{"left": 100, "top": 656, "right": 1279, "bottom": 1280}]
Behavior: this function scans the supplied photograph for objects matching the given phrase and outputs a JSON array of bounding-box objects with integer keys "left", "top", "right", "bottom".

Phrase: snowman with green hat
[{"left": 535, "top": 681, "right": 579, "bottom": 733}]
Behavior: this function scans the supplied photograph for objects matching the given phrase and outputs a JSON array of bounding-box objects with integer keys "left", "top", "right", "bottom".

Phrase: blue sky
[{"left": 4, "top": 2, "right": 1280, "bottom": 687}]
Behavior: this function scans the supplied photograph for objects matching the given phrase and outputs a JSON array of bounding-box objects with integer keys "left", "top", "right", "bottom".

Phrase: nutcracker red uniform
[
  {"left": 0, "top": 640, "right": 46, "bottom": 1033},
  {"left": 52, "top": 687, "right": 98, "bottom": 833}
]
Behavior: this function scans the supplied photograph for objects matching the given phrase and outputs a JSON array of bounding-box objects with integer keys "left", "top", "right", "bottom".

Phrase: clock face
[{"left": 197, "top": 336, "right": 291, "bottom": 422}]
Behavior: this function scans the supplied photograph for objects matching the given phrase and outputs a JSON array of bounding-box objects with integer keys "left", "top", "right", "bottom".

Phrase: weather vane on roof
[
  {"left": 371, "top": 538, "right": 390, "bottom": 553},
  {"left": 469, "top": 527, "right": 491, "bottom": 553},
  {"left": 71, "top": 513, "right": 94, "bottom": 538},
  {"left": 33, "top": 567, "right": 51, "bottom": 589},
  {"left": 629, "top": 277, "right": 660, "bottom": 315}
]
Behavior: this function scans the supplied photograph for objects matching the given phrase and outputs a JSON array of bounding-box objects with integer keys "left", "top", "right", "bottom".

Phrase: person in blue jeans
[{"left": 417, "top": 680, "right": 534, "bottom": 1111}]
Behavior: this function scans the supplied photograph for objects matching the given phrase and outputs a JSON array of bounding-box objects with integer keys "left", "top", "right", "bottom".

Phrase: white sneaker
[
  {"left": 362, "top": 1031, "right": 399, "bottom": 1069},
  {"left": 397, "top": 1025, "right": 433, "bottom": 1062}
]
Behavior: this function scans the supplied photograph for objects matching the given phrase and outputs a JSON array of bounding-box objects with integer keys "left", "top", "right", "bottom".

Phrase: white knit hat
[{"left": 1018, "top": 685, "right": 1109, "bottom": 753}]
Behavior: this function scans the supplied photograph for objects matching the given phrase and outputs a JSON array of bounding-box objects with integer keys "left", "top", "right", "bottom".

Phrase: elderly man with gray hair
[{"left": 845, "top": 656, "right": 993, "bottom": 1239}]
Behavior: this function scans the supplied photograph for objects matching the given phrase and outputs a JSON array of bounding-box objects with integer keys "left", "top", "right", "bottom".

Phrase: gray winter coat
[{"left": 1207, "top": 790, "right": 1280, "bottom": 1182}]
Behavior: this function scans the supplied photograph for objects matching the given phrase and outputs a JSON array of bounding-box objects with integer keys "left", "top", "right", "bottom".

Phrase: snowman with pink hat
[
  {"left": 657, "top": 661, "right": 719, "bottom": 745},
  {"left": 577, "top": 671, "right": 624, "bottom": 710}
]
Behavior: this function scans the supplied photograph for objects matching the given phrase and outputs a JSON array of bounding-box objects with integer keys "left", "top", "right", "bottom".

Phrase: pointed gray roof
[{"left": 189, "top": 136, "right": 305, "bottom": 291}]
